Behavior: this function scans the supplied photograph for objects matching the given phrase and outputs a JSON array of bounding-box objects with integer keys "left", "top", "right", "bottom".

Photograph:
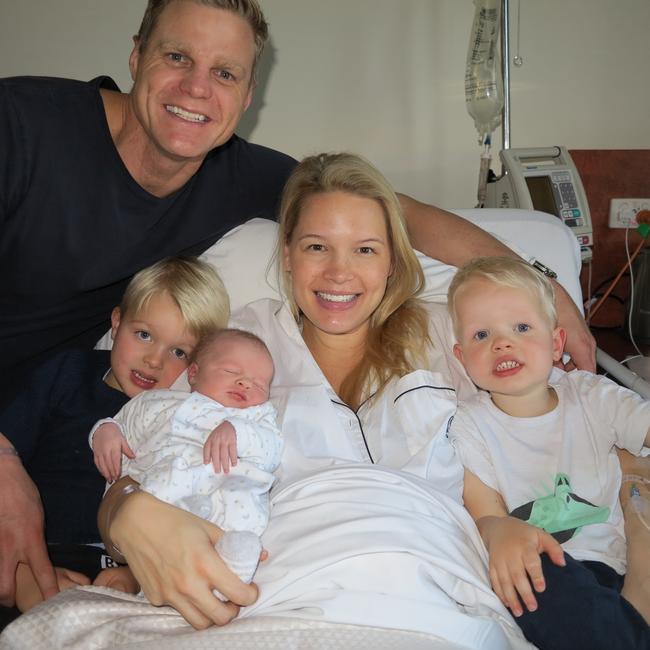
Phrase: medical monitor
[{"left": 486, "top": 146, "right": 593, "bottom": 251}]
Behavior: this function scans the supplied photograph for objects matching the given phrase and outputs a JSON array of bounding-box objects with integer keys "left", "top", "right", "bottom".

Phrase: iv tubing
[{"left": 587, "top": 236, "right": 647, "bottom": 322}]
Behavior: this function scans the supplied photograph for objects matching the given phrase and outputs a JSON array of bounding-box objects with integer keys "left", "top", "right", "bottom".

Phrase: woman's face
[{"left": 284, "top": 190, "right": 393, "bottom": 341}]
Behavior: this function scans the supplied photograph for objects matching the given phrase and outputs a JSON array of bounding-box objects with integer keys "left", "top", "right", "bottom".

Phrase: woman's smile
[{"left": 315, "top": 291, "right": 359, "bottom": 309}]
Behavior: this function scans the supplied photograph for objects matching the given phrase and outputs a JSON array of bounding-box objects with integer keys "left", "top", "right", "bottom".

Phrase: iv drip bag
[{"left": 465, "top": 0, "right": 504, "bottom": 143}]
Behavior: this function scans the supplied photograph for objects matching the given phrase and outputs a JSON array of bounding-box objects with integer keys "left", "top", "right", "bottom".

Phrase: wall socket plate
[{"left": 609, "top": 198, "right": 650, "bottom": 229}]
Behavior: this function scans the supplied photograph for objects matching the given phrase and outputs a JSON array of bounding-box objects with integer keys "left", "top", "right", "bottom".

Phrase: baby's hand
[
  {"left": 203, "top": 421, "right": 237, "bottom": 474},
  {"left": 479, "top": 515, "right": 565, "bottom": 617},
  {"left": 92, "top": 422, "right": 135, "bottom": 483}
]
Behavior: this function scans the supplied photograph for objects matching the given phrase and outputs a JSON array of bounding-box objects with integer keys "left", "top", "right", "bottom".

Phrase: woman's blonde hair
[
  {"left": 278, "top": 152, "right": 430, "bottom": 408},
  {"left": 447, "top": 256, "right": 557, "bottom": 336},
  {"left": 121, "top": 257, "right": 230, "bottom": 339}
]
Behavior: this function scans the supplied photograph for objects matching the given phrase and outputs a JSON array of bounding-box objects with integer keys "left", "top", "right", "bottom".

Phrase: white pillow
[{"left": 199, "top": 218, "right": 282, "bottom": 312}]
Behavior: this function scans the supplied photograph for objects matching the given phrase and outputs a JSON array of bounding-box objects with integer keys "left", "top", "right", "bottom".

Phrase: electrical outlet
[{"left": 609, "top": 198, "right": 650, "bottom": 229}]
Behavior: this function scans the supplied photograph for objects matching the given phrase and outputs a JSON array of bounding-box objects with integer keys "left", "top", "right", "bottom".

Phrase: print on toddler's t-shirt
[{"left": 510, "top": 473, "right": 610, "bottom": 544}]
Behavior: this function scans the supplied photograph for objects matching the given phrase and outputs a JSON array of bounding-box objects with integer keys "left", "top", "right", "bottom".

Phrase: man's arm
[
  {"left": 0, "top": 354, "right": 68, "bottom": 607},
  {"left": 398, "top": 194, "right": 596, "bottom": 371},
  {"left": 398, "top": 194, "right": 515, "bottom": 264}
]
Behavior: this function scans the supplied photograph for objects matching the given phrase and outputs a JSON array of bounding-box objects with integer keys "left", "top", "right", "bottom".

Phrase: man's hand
[
  {"left": 203, "top": 421, "right": 237, "bottom": 474},
  {"left": 15, "top": 564, "right": 90, "bottom": 613},
  {"left": 478, "top": 515, "right": 566, "bottom": 617},
  {"left": 553, "top": 280, "right": 596, "bottom": 372},
  {"left": 92, "top": 422, "right": 135, "bottom": 483},
  {"left": 0, "top": 452, "right": 58, "bottom": 607}
]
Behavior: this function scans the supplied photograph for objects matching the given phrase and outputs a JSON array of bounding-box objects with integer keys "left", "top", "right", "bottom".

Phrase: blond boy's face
[
  {"left": 105, "top": 292, "right": 197, "bottom": 397},
  {"left": 452, "top": 278, "right": 565, "bottom": 406},
  {"left": 188, "top": 336, "right": 273, "bottom": 408}
]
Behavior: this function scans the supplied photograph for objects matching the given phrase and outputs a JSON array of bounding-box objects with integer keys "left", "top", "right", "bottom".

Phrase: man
[{"left": 0, "top": 0, "right": 596, "bottom": 625}]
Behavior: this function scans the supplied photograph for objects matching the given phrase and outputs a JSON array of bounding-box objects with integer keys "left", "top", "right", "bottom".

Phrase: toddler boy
[{"left": 447, "top": 256, "right": 650, "bottom": 649}]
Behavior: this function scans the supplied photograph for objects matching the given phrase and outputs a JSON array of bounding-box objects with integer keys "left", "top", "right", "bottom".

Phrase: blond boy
[{"left": 447, "top": 257, "right": 650, "bottom": 650}]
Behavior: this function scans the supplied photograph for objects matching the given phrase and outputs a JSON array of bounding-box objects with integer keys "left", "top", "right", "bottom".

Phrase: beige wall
[{"left": 1, "top": 0, "right": 648, "bottom": 207}]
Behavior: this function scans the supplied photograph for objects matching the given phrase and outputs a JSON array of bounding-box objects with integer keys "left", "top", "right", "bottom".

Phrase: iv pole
[{"left": 501, "top": 0, "right": 510, "bottom": 153}]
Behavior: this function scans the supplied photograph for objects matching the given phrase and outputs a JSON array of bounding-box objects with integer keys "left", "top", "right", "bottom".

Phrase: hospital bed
[{"left": 0, "top": 209, "right": 587, "bottom": 650}]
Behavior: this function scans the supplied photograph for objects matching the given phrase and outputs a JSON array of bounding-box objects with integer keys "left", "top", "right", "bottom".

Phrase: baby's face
[
  {"left": 188, "top": 336, "right": 273, "bottom": 408},
  {"left": 452, "top": 278, "right": 564, "bottom": 402}
]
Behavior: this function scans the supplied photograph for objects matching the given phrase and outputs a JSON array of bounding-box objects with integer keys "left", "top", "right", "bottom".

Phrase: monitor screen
[{"left": 525, "top": 175, "right": 560, "bottom": 219}]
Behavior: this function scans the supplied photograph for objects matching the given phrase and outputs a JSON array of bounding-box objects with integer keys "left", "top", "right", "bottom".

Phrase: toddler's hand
[
  {"left": 92, "top": 422, "right": 135, "bottom": 483},
  {"left": 203, "top": 421, "right": 237, "bottom": 473},
  {"left": 479, "top": 515, "right": 565, "bottom": 617}
]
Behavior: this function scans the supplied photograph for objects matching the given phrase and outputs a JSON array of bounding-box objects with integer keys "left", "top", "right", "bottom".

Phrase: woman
[{"left": 88, "top": 152, "right": 529, "bottom": 648}]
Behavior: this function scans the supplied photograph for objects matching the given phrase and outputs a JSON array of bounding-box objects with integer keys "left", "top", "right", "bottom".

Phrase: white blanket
[{"left": 1, "top": 465, "right": 532, "bottom": 650}]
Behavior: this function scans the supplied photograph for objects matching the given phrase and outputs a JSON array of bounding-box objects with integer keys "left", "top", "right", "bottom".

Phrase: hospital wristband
[{"left": 97, "top": 479, "right": 142, "bottom": 564}]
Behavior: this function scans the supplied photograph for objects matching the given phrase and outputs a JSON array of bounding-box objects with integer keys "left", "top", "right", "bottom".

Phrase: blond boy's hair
[
  {"left": 120, "top": 257, "right": 230, "bottom": 339},
  {"left": 447, "top": 257, "right": 557, "bottom": 336}
]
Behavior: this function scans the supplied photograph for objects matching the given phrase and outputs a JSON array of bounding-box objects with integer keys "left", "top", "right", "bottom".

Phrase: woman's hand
[
  {"left": 478, "top": 515, "right": 566, "bottom": 617},
  {"left": 100, "top": 479, "right": 259, "bottom": 629}
]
